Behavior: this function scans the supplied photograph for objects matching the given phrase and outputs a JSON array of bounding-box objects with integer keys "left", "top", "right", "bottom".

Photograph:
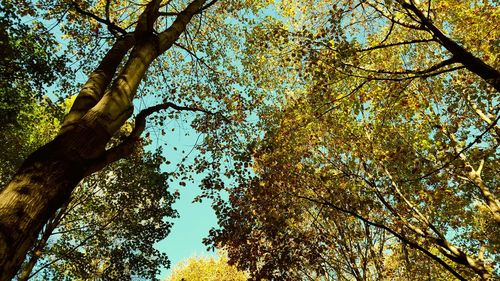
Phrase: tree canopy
[
  {"left": 202, "top": 0, "right": 500, "bottom": 280},
  {"left": 0, "top": 0, "right": 498, "bottom": 280}
]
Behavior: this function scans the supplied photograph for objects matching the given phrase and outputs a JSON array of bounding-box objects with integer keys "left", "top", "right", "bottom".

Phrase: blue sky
[
  {"left": 155, "top": 176, "right": 217, "bottom": 278},
  {"left": 142, "top": 113, "right": 220, "bottom": 279}
]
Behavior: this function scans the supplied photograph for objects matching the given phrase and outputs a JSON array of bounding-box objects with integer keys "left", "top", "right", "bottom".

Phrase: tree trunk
[
  {"left": 17, "top": 200, "right": 70, "bottom": 281},
  {"left": 0, "top": 122, "right": 109, "bottom": 280}
]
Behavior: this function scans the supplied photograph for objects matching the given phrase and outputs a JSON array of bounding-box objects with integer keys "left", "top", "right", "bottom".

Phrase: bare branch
[
  {"left": 158, "top": 0, "right": 209, "bottom": 53},
  {"left": 105, "top": 0, "right": 112, "bottom": 28},
  {"left": 159, "top": 0, "right": 218, "bottom": 17},
  {"left": 27, "top": 213, "right": 119, "bottom": 279},
  {"left": 320, "top": 81, "right": 368, "bottom": 116},
  {"left": 85, "top": 101, "right": 221, "bottom": 175},
  {"left": 344, "top": 56, "right": 459, "bottom": 76},
  {"left": 380, "top": 21, "right": 395, "bottom": 45},
  {"left": 357, "top": 38, "right": 435, "bottom": 52},
  {"left": 72, "top": 2, "right": 126, "bottom": 35},
  {"left": 366, "top": 0, "right": 425, "bottom": 30},
  {"left": 174, "top": 42, "right": 218, "bottom": 73},
  {"left": 335, "top": 65, "right": 464, "bottom": 82}
]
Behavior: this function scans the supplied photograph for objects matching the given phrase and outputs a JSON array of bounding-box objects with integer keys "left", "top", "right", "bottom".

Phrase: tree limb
[
  {"left": 60, "top": 33, "right": 135, "bottom": 134},
  {"left": 84, "top": 101, "right": 218, "bottom": 175},
  {"left": 286, "top": 192, "right": 467, "bottom": 281},
  {"left": 134, "top": 0, "right": 162, "bottom": 39},
  {"left": 335, "top": 65, "right": 464, "bottom": 82},
  {"left": 174, "top": 42, "right": 219, "bottom": 74},
  {"left": 397, "top": 0, "right": 500, "bottom": 92},
  {"left": 158, "top": 0, "right": 209, "bottom": 53},
  {"left": 344, "top": 56, "right": 459, "bottom": 76},
  {"left": 356, "top": 38, "right": 435, "bottom": 52},
  {"left": 366, "top": 0, "right": 426, "bottom": 30},
  {"left": 159, "top": 0, "right": 218, "bottom": 17},
  {"left": 402, "top": 111, "right": 500, "bottom": 184},
  {"left": 72, "top": 2, "right": 126, "bottom": 35}
]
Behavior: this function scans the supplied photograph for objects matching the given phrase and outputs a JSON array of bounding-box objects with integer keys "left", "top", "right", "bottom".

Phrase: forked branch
[{"left": 85, "top": 101, "right": 217, "bottom": 175}]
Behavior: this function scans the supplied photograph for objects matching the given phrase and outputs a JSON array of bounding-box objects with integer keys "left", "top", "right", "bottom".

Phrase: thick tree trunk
[
  {"left": 0, "top": 123, "right": 109, "bottom": 280},
  {"left": 17, "top": 200, "right": 69, "bottom": 281}
]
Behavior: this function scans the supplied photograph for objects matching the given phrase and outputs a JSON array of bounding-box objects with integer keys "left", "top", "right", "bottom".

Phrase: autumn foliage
[{"left": 0, "top": 0, "right": 499, "bottom": 280}]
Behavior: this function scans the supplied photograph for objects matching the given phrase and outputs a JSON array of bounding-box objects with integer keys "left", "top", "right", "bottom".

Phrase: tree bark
[
  {"left": 16, "top": 200, "right": 68, "bottom": 281},
  {"left": 0, "top": 121, "right": 111, "bottom": 280}
]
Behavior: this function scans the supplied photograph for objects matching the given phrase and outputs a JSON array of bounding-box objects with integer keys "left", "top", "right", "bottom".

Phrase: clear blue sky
[
  {"left": 145, "top": 115, "right": 218, "bottom": 279},
  {"left": 155, "top": 174, "right": 218, "bottom": 278}
]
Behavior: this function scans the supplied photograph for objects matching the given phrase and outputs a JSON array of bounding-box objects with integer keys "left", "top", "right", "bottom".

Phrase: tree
[
  {"left": 0, "top": 0, "right": 235, "bottom": 278},
  {"left": 164, "top": 252, "right": 247, "bottom": 281},
  {"left": 204, "top": 0, "right": 499, "bottom": 280},
  {"left": 1, "top": 0, "right": 499, "bottom": 279},
  {"left": 1, "top": 0, "right": 274, "bottom": 277},
  {"left": 0, "top": 21, "right": 178, "bottom": 278}
]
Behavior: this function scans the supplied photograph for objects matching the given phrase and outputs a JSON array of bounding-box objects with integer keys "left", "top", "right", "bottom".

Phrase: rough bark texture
[
  {"left": 0, "top": 123, "right": 109, "bottom": 280},
  {"left": 17, "top": 201, "right": 68, "bottom": 281}
]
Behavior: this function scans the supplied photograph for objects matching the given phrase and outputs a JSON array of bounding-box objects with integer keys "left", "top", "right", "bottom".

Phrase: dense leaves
[
  {"left": 0, "top": 1, "right": 67, "bottom": 184},
  {"left": 165, "top": 252, "right": 247, "bottom": 281},
  {"left": 203, "top": 0, "right": 500, "bottom": 280},
  {"left": 0, "top": 0, "right": 499, "bottom": 280},
  {"left": 21, "top": 149, "right": 178, "bottom": 281}
]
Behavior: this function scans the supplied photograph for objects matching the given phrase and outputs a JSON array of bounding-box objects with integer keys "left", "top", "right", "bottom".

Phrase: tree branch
[
  {"left": 105, "top": 0, "right": 111, "bottom": 21},
  {"left": 159, "top": 0, "right": 218, "bottom": 17},
  {"left": 174, "top": 42, "right": 219, "bottom": 73},
  {"left": 72, "top": 2, "right": 126, "bottom": 35},
  {"left": 335, "top": 65, "right": 464, "bottom": 82},
  {"left": 60, "top": 33, "right": 135, "bottom": 134},
  {"left": 344, "top": 56, "right": 459, "bottom": 76},
  {"left": 158, "top": 0, "right": 209, "bottom": 53},
  {"left": 356, "top": 38, "right": 435, "bottom": 52},
  {"left": 27, "top": 213, "right": 119, "bottom": 279},
  {"left": 134, "top": 0, "right": 162, "bottom": 38},
  {"left": 397, "top": 0, "right": 500, "bottom": 92},
  {"left": 86, "top": 0, "right": 213, "bottom": 139},
  {"left": 286, "top": 192, "right": 467, "bottom": 281},
  {"left": 402, "top": 111, "right": 500, "bottom": 184},
  {"left": 366, "top": 0, "right": 426, "bottom": 30},
  {"left": 84, "top": 101, "right": 219, "bottom": 175}
]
